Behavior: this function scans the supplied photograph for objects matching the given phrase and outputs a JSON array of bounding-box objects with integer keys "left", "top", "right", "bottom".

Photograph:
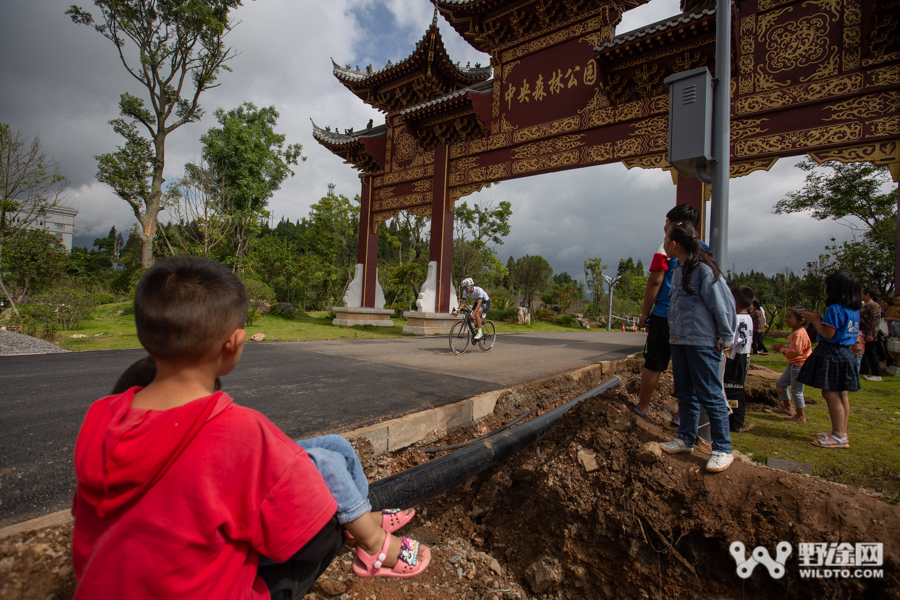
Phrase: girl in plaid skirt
[{"left": 797, "top": 272, "right": 861, "bottom": 449}]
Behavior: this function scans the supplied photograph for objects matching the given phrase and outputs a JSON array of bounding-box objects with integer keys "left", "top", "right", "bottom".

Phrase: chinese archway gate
[{"left": 315, "top": 0, "right": 899, "bottom": 333}]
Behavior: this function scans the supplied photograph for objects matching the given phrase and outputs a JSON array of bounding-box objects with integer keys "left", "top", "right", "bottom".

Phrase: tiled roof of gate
[
  {"left": 399, "top": 79, "right": 494, "bottom": 116},
  {"left": 595, "top": 5, "right": 716, "bottom": 52},
  {"left": 310, "top": 119, "right": 387, "bottom": 146},
  {"left": 332, "top": 8, "right": 491, "bottom": 84}
]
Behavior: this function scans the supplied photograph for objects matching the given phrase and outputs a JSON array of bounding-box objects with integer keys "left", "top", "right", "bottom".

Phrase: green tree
[
  {"left": 247, "top": 235, "right": 299, "bottom": 304},
  {"left": 0, "top": 124, "right": 69, "bottom": 315},
  {"left": 584, "top": 257, "right": 608, "bottom": 303},
  {"left": 168, "top": 158, "right": 235, "bottom": 257},
  {"left": 68, "top": 0, "right": 241, "bottom": 267},
  {"left": 511, "top": 255, "right": 552, "bottom": 313},
  {"left": 302, "top": 194, "right": 359, "bottom": 305},
  {"left": 454, "top": 199, "right": 513, "bottom": 248},
  {"left": 1, "top": 230, "right": 72, "bottom": 303},
  {"left": 200, "top": 103, "right": 303, "bottom": 264},
  {"left": 774, "top": 159, "right": 897, "bottom": 294}
]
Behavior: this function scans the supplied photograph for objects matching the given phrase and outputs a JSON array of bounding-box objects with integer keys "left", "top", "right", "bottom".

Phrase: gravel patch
[{"left": 0, "top": 329, "right": 70, "bottom": 356}]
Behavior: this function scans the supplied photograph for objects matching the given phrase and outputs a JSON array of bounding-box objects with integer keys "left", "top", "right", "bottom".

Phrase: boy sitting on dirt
[{"left": 71, "top": 257, "right": 428, "bottom": 600}]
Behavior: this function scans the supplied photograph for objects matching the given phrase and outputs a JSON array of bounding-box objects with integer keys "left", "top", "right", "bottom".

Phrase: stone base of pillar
[
  {"left": 332, "top": 307, "right": 395, "bottom": 327},
  {"left": 402, "top": 311, "right": 459, "bottom": 336}
]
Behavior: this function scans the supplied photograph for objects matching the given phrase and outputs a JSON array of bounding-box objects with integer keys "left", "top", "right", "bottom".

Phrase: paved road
[{"left": 0, "top": 331, "right": 643, "bottom": 527}]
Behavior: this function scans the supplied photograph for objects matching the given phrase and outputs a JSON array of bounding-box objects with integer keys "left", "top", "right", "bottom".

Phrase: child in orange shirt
[{"left": 770, "top": 307, "right": 813, "bottom": 422}]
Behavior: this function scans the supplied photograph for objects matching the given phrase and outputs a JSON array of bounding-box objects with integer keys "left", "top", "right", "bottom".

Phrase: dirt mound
[{"left": 416, "top": 371, "right": 900, "bottom": 599}]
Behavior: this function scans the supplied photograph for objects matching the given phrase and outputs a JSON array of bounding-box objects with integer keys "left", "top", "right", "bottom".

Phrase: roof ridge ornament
[{"left": 431, "top": 1, "right": 439, "bottom": 29}]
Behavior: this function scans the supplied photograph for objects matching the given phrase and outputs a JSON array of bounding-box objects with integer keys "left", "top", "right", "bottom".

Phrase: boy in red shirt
[{"left": 71, "top": 258, "right": 425, "bottom": 600}]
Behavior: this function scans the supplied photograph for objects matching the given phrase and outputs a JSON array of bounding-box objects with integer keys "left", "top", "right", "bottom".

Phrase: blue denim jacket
[{"left": 669, "top": 262, "right": 736, "bottom": 347}]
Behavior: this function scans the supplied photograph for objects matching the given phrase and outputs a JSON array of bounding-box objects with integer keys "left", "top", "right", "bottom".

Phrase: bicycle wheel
[
  {"left": 478, "top": 320, "right": 496, "bottom": 352},
  {"left": 449, "top": 320, "right": 470, "bottom": 355}
]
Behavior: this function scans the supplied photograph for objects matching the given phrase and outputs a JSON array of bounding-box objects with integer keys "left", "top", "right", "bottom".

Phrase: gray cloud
[{"left": 1, "top": 0, "right": 862, "bottom": 278}]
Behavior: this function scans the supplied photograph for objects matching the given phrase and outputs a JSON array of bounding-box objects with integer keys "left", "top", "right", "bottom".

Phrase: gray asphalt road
[{"left": 0, "top": 331, "right": 643, "bottom": 527}]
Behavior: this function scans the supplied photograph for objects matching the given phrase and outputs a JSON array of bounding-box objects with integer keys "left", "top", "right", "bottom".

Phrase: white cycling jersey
[{"left": 462, "top": 286, "right": 490, "bottom": 302}]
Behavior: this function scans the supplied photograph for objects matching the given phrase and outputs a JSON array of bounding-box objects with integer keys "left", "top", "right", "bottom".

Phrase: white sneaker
[
  {"left": 706, "top": 451, "right": 734, "bottom": 473},
  {"left": 659, "top": 438, "right": 693, "bottom": 454},
  {"left": 865, "top": 375, "right": 883, "bottom": 382},
  {"left": 473, "top": 333, "right": 483, "bottom": 340}
]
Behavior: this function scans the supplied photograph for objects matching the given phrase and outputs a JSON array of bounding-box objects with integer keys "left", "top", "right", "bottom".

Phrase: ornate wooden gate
[{"left": 316, "top": 0, "right": 899, "bottom": 329}]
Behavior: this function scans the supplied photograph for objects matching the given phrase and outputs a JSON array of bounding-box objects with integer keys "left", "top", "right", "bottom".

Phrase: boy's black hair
[
  {"left": 730, "top": 285, "right": 755, "bottom": 310},
  {"left": 824, "top": 272, "right": 861, "bottom": 309},
  {"left": 667, "top": 222, "right": 723, "bottom": 294},
  {"left": 786, "top": 306, "right": 806, "bottom": 322},
  {"left": 111, "top": 355, "right": 222, "bottom": 395},
  {"left": 666, "top": 204, "right": 701, "bottom": 229},
  {"left": 134, "top": 257, "right": 248, "bottom": 363}
]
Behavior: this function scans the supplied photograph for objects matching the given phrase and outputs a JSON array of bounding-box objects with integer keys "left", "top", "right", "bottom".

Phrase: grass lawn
[
  {"left": 734, "top": 336, "right": 900, "bottom": 502},
  {"left": 56, "top": 302, "right": 613, "bottom": 351}
]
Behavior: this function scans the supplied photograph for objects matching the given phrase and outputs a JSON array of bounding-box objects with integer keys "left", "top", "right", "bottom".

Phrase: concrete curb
[
  {"left": 0, "top": 509, "right": 73, "bottom": 539},
  {"left": 338, "top": 357, "right": 637, "bottom": 455},
  {"left": 0, "top": 358, "right": 637, "bottom": 539}
]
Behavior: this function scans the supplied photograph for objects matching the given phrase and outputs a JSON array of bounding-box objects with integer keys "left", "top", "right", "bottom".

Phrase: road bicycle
[{"left": 449, "top": 307, "right": 496, "bottom": 355}]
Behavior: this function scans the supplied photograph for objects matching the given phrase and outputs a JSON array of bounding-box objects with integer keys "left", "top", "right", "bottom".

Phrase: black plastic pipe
[
  {"left": 368, "top": 376, "right": 622, "bottom": 510},
  {"left": 420, "top": 410, "right": 531, "bottom": 453}
]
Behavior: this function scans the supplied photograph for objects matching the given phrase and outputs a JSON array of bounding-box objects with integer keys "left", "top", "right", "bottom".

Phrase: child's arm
[
  {"left": 801, "top": 310, "right": 836, "bottom": 340},
  {"left": 703, "top": 270, "right": 736, "bottom": 350}
]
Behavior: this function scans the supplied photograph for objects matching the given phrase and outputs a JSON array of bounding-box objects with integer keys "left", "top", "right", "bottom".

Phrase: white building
[{"left": 11, "top": 203, "right": 78, "bottom": 251}]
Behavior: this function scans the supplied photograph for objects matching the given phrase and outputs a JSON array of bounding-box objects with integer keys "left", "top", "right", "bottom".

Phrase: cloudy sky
[{"left": 0, "top": 0, "right": 871, "bottom": 281}]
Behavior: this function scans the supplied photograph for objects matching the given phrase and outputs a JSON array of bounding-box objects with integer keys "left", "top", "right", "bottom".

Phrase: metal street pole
[
  {"left": 709, "top": 0, "right": 732, "bottom": 266},
  {"left": 602, "top": 274, "right": 621, "bottom": 331}
]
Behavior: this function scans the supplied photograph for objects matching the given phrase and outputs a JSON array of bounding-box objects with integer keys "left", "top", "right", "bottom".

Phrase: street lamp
[{"left": 602, "top": 274, "right": 622, "bottom": 331}]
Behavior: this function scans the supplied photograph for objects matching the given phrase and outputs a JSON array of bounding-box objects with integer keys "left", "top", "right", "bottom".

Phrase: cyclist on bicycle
[{"left": 455, "top": 278, "right": 491, "bottom": 340}]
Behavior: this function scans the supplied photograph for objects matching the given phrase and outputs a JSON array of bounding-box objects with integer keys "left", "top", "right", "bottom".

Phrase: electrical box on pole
[{"left": 664, "top": 67, "right": 714, "bottom": 181}]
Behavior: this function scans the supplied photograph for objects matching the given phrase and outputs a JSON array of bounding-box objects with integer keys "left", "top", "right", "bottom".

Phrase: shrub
[
  {"left": 534, "top": 308, "right": 556, "bottom": 322},
  {"left": 559, "top": 314, "right": 576, "bottom": 327},
  {"left": 20, "top": 287, "right": 100, "bottom": 335},
  {"left": 111, "top": 266, "right": 146, "bottom": 300},
  {"left": 94, "top": 292, "right": 116, "bottom": 305},
  {"left": 486, "top": 306, "right": 517, "bottom": 322},
  {"left": 240, "top": 278, "right": 275, "bottom": 326}
]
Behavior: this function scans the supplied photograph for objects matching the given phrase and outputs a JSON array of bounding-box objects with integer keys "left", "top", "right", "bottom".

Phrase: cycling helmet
[{"left": 461, "top": 278, "right": 474, "bottom": 288}]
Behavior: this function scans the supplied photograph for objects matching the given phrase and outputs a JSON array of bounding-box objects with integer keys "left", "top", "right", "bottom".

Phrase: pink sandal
[
  {"left": 381, "top": 508, "right": 415, "bottom": 532},
  {"left": 352, "top": 534, "right": 430, "bottom": 578}
]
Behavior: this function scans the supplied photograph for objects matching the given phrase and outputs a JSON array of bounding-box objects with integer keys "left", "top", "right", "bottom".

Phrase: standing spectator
[
  {"left": 770, "top": 307, "right": 813, "bottom": 422},
  {"left": 634, "top": 204, "right": 704, "bottom": 421},
  {"left": 726, "top": 286, "right": 755, "bottom": 432},
  {"left": 884, "top": 293, "right": 900, "bottom": 339},
  {"left": 859, "top": 288, "right": 883, "bottom": 381},
  {"left": 658, "top": 222, "right": 736, "bottom": 473},
  {"left": 799, "top": 272, "right": 862, "bottom": 449},
  {"left": 750, "top": 300, "right": 769, "bottom": 355}
]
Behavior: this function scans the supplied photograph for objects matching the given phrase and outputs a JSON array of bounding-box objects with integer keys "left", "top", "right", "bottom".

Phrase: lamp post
[{"left": 602, "top": 274, "right": 621, "bottom": 331}]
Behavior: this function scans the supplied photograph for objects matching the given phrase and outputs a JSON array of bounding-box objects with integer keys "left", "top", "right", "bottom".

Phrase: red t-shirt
[{"left": 72, "top": 389, "right": 337, "bottom": 600}]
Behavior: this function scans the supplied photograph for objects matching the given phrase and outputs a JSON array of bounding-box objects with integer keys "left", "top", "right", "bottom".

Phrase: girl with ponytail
[{"left": 658, "top": 222, "right": 737, "bottom": 473}]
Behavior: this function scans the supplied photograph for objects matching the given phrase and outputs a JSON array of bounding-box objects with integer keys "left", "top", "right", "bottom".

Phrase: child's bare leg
[
  {"left": 773, "top": 388, "right": 794, "bottom": 415},
  {"left": 345, "top": 513, "right": 423, "bottom": 569},
  {"left": 787, "top": 407, "right": 806, "bottom": 422},
  {"left": 840, "top": 392, "right": 850, "bottom": 436},
  {"left": 821, "top": 391, "right": 846, "bottom": 438}
]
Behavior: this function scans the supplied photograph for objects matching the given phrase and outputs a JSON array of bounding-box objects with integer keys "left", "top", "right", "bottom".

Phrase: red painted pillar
[
  {"left": 357, "top": 175, "right": 379, "bottom": 308},
  {"left": 676, "top": 176, "right": 707, "bottom": 238},
  {"left": 429, "top": 145, "right": 454, "bottom": 313}
]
